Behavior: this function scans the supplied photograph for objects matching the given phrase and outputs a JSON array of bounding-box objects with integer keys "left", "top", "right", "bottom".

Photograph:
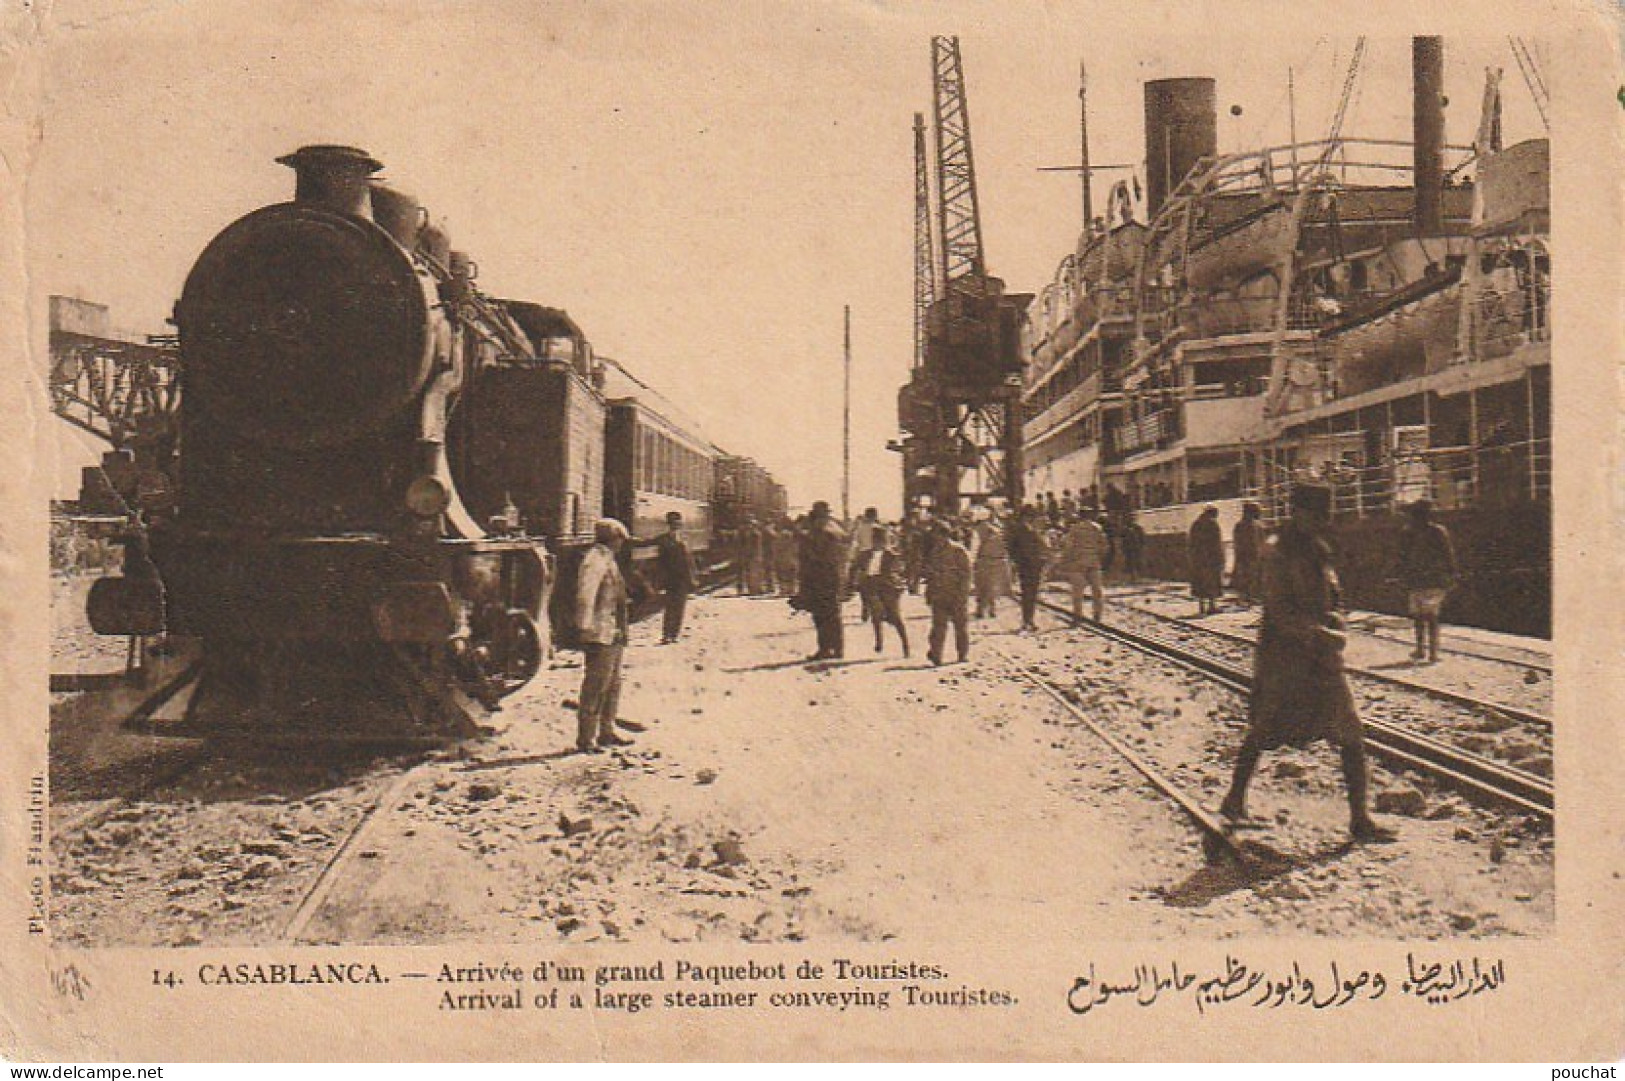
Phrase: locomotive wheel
[{"left": 501, "top": 611, "right": 542, "bottom": 685}]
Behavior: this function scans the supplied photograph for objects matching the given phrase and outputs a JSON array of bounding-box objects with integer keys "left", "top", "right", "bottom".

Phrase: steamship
[{"left": 1019, "top": 39, "right": 1550, "bottom": 635}]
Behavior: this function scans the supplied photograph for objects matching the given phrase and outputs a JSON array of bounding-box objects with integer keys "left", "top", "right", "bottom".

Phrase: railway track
[
  {"left": 1100, "top": 592, "right": 1551, "bottom": 732},
  {"left": 281, "top": 563, "right": 737, "bottom": 941},
  {"left": 1108, "top": 583, "right": 1552, "bottom": 672},
  {"left": 1034, "top": 598, "right": 1553, "bottom": 827},
  {"left": 1343, "top": 617, "right": 1553, "bottom": 674}
]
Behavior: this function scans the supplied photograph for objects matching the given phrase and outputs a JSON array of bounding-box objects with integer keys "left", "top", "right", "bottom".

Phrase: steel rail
[
  {"left": 1102, "top": 594, "right": 1552, "bottom": 730},
  {"left": 1004, "top": 658, "right": 1245, "bottom": 864},
  {"left": 1036, "top": 599, "right": 1553, "bottom": 825},
  {"left": 282, "top": 556, "right": 742, "bottom": 941}
]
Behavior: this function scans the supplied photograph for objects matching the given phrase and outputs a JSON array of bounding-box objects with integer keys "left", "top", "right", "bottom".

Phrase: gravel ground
[
  {"left": 996, "top": 604, "right": 1553, "bottom": 938},
  {"left": 49, "top": 584, "right": 1554, "bottom": 947}
]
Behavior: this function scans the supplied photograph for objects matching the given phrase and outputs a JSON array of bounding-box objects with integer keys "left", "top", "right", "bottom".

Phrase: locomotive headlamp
[{"left": 406, "top": 475, "right": 452, "bottom": 517}]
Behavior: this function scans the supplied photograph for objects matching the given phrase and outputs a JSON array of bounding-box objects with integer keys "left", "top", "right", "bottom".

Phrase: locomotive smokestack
[
  {"left": 277, "top": 145, "right": 383, "bottom": 219},
  {"left": 1412, "top": 36, "right": 1445, "bottom": 236},
  {"left": 1144, "top": 77, "right": 1217, "bottom": 219}
]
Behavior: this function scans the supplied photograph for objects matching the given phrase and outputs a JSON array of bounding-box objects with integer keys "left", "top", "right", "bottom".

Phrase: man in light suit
[{"left": 575, "top": 518, "right": 633, "bottom": 753}]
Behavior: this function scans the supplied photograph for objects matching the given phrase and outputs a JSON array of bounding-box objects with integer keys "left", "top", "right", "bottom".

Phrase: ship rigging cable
[
  {"left": 1317, "top": 36, "right": 1367, "bottom": 172},
  {"left": 1508, "top": 36, "right": 1550, "bottom": 131}
]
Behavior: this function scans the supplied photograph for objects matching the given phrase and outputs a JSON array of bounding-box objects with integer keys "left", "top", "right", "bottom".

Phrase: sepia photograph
[{"left": 4, "top": 0, "right": 1619, "bottom": 1063}]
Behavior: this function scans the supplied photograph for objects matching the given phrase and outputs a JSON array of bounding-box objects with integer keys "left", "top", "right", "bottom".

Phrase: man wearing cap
[
  {"left": 1392, "top": 499, "right": 1458, "bottom": 664},
  {"left": 636, "top": 511, "right": 698, "bottom": 644},
  {"left": 574, "top": 519, "right": 633, "bottom": 753},
  {"left": 1219, "top": 483, "right": 1396, "bottom": 843},
  {"left": 797, "top": 501, "right": 848, "bottom": 660}
]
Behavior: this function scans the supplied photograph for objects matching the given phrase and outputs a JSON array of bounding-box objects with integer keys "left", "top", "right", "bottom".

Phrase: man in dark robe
[
  {"left": 1188, "top": 505, "right": 1225, "bottom": 615},
  {"left": 1231, "top": 501, "right": 1265, "bottom": 604},
  {"left": 1219, "top": 483, "right": 1396, "bottom": 843}
]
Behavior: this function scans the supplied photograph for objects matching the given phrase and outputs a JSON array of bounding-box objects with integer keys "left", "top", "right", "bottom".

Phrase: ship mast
[{"left": 1079, "top": 61, "right": 1094, "bottom": 232}]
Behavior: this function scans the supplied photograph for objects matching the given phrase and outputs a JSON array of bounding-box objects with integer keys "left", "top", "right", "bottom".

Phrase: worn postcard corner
[{"left": 2, "top": 0, "right": 1624, "bottom": 1063}]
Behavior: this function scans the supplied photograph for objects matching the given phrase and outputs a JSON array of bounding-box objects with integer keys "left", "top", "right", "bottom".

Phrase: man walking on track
[
  {"left": 575, "top": 518, "right": 633, "bottom": 754},
  {"left": 1057, "top": 507, "right": 1108, "bottom": 623},
  {"left": 797, "top": 501, "right": 848, "bottom": 661},
  {"left": 925, "top": 520, "right": 972, "bottom": 665},
  {"left": 1218, "top": 483, "right": 1396, "bottom": 844}
]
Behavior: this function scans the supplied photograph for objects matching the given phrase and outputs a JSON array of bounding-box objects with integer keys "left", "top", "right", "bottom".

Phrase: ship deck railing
[
  {"left": 1193, "top": 136, "right": 1476, "bottom": 205},
  {"left": 1244, "top": 435, "right": 1551, "bottom": 525}
]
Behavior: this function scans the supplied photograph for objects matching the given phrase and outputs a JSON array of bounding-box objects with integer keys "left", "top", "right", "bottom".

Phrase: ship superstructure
[{"left": 1014, "top": 37, "right": 1550, "bottom": 633}]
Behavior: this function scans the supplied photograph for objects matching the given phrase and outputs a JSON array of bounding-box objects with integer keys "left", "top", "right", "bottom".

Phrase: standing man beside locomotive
[
  {"left": 1218, "top": 483, "right": 1396, "bottom": 843},
  {"left": 635, "top": 511, "right": 697, "bottom": 645},
  {"left": 112, "top": 508, "right": 167, "bottom": 674},
  {"left": 797, "top": 501, "right": 848, "bottom": 661},
  {"left": 574, "top": 519, "right": 634, "bottom": 753}
]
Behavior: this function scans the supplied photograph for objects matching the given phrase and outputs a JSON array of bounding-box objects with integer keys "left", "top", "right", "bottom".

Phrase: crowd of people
[{"left": 566, "top": 489, "right": 1459, "bottom": 842}]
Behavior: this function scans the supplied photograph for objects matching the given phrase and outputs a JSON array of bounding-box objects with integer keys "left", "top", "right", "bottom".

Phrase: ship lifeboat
[
  {"left": 1186, "top": 201, "right": 1292, "bottom": 290},
  {"left": 1322, "top": 270, "right": 1463, "bottom": 397}
]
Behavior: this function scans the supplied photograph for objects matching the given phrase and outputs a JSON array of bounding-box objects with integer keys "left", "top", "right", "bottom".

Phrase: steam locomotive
[{"left": 86, "top": 146, "right": 784, "bottom": 740}]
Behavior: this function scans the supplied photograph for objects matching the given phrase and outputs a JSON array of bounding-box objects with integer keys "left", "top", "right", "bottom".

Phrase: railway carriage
[{"left": 600, "top": 357, "right": 716, "bottom": 560}]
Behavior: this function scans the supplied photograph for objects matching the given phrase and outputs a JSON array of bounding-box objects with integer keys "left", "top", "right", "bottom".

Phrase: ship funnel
[
  {"left": 1412, "top": 37, "right": 1445, "bottom": 235},
  {"left": 276, "top": 145, "right": 383, "bottom": 219},
  {"left": 1144, "top": 77, "right": 1217, "bottom": 218}
]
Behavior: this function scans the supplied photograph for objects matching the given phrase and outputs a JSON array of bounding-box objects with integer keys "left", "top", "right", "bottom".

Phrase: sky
[{"left": 28, "top": 0, "right": 1552, "bottom": 512}]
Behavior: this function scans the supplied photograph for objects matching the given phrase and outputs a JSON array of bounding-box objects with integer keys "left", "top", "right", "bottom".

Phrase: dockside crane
[
  {"left": 893, "top": 35, "right": 1030, "bottom": 514},
  {"left": 893, "top": 113, "right": 940, "bottom": 507}
]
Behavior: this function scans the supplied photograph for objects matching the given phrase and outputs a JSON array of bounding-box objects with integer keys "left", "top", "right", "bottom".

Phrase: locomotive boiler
[{"left": 98, "top": 145, "right": 549, "bottom": 738}]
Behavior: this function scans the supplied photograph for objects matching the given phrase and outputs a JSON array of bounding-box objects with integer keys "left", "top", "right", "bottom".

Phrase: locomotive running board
[{"left": 123, "top": 642, "right": 487, "bottom": 746}]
